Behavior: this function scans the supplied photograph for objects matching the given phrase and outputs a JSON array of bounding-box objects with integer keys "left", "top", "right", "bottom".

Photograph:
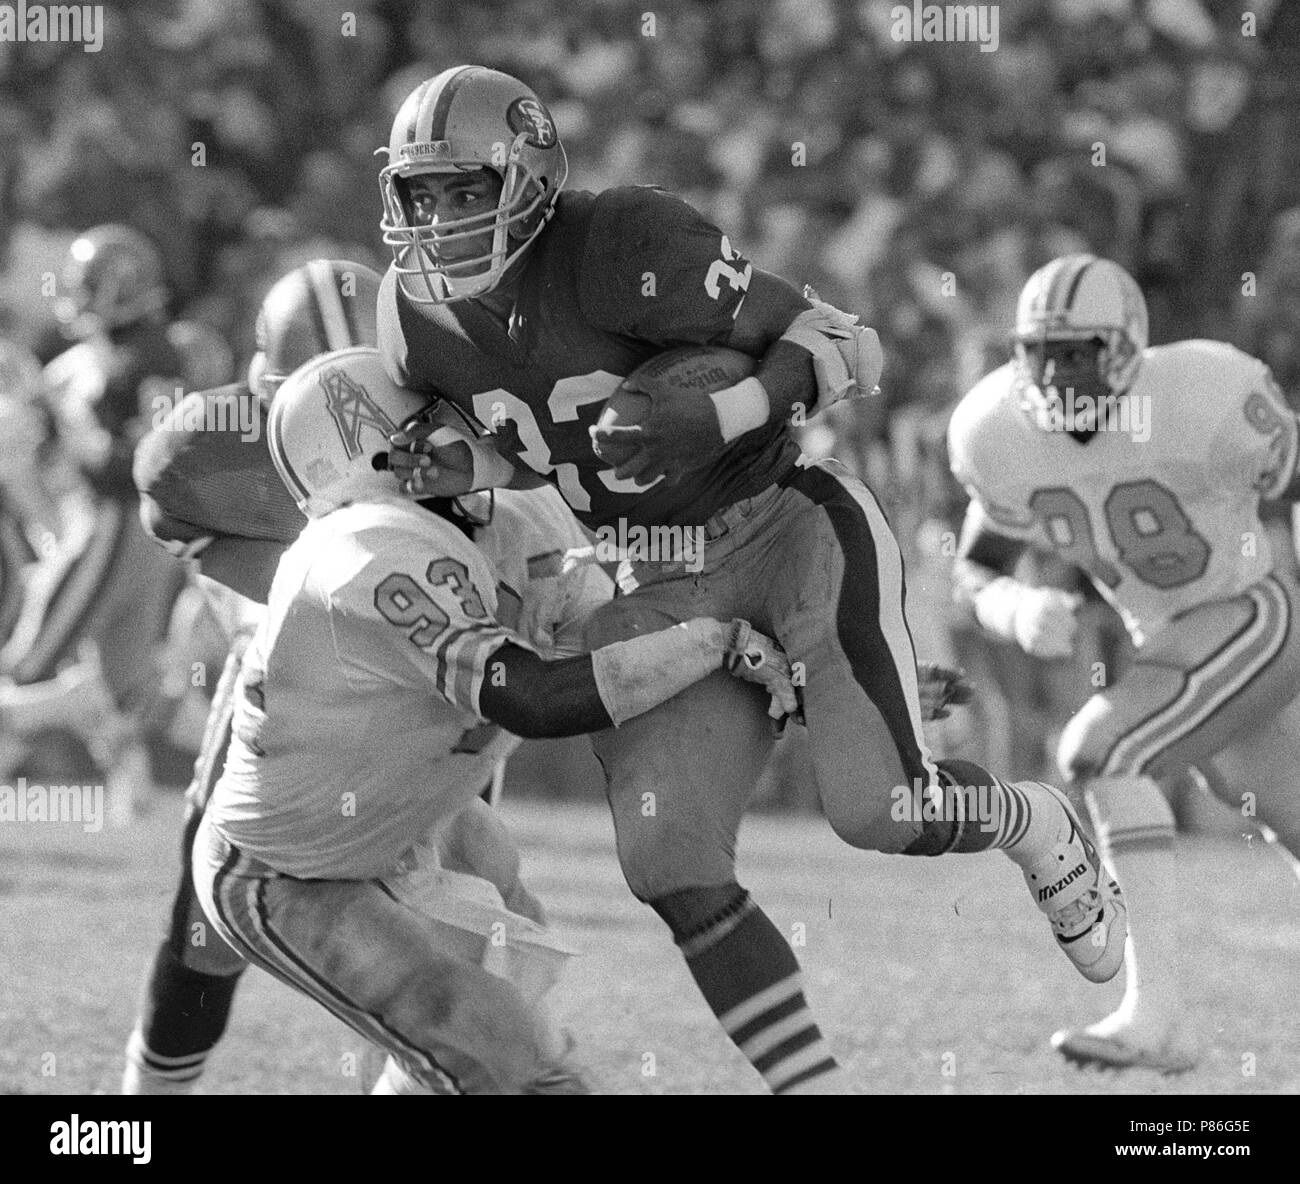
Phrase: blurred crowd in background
[{"left": 2, "top": 0, "right": 1300, "bottom": 808}]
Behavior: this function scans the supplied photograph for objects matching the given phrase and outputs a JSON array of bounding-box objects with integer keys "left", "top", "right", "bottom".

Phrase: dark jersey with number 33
[{"left": 379, "top": 185, "right": 800, "bottom": 529}]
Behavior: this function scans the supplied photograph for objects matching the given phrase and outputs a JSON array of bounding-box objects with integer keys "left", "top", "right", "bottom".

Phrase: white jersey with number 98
[{"left": 948, "top": 340, "right": 1300, "bottom": 644}]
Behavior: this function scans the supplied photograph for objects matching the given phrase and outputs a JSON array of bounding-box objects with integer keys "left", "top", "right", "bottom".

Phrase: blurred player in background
[
  {"left": 124, "top": 258, "right": 383, "bottom": 1094},
  {"left": 0, "top": 338, "right": 48, "bottom": 647},
  {"left": 949, "top": 254, "right": 1300, "bottom": 1072},
  {"left": 0, "top": 225, "right": 229, "bottom": 817},
  {"left": 379, "top": 65, "right": 1127, "bottom": 1094}
]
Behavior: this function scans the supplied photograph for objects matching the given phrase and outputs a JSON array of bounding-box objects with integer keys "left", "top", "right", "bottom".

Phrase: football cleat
[
  {"left": 1016, "top": 781, "right": 1128, "bottom": 983},
  {"left": 1051, "top": 1015, "right": 1199, "bottom": 1075}
]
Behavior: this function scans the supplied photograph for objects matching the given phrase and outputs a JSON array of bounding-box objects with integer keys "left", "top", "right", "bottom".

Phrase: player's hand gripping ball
[{"left": 591, "top": 346, "right": 758, "bottom": 486}]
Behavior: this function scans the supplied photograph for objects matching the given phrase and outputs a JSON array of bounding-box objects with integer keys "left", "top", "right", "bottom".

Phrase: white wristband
[{"left": 709, "top": 377, "right": 769, "bottom": 443}]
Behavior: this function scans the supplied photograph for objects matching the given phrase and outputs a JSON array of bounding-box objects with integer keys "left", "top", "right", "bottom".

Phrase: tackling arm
[{"left": 478, "top": 619, "right": 796, "bottom": 740}]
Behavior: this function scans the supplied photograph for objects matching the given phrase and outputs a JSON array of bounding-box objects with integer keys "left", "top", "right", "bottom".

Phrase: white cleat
[
  {"left": 1051, "top": 1016, "right": 1199, "bottom": 1075},
  {"left": 1017, "top": 781, "right": 1128, "bottom": 983}
]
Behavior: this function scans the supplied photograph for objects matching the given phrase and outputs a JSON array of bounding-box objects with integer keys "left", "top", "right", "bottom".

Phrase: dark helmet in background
[
  {"left": 55, "top": 225, "right": 169, "bottom": 339},
  {"left": 248, "top": 259, "right": 382, "bottom": 403}
]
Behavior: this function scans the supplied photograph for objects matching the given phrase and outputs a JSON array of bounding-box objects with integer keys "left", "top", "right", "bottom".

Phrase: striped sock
[
  {"left": 121, "top": 942, "right": 243, "bottom": 1095},
  {"left": 908, "top": 759, "right": 1040, "bottom": 857},
  {"left": 679, "top": 898, "right": 839, "bottom": 1094},
  {"left": 122, "top": 1029, "right": 205, "bottom": 1095}
]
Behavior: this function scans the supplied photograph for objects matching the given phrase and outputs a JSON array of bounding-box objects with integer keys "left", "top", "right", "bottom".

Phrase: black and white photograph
[{"left": 0, "top": 0, "right": 1295, "bottom": 1144}]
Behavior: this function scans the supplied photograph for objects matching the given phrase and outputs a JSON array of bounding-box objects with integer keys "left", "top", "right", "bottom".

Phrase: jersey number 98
[{"left": 1029, "top": 478, "right": 1210, "bottom": 590}]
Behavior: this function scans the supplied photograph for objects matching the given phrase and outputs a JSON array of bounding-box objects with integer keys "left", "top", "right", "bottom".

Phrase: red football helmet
[
  {"left": 55, "top": 225, "right": 168, "bottom": 338},
  {"left": 378, "top": 65, "right": 568, "bottom": 304},
  {"left": 249, "top": 259, "right": 382, "bottom": 403}
]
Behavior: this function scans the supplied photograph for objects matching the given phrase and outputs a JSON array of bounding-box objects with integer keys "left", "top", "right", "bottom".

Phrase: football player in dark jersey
[
  {"left": 1, "top": 226, "right": 216, "bottom": 819},
  {"left": 0, "top": 338, "right": 48, "bottom": 649},
  {"left": 122, "top": 259, "right": 383, "bottom": 1093},
  {"left": 379, "top": 66, "right": 1128, "bottom": 1093}
]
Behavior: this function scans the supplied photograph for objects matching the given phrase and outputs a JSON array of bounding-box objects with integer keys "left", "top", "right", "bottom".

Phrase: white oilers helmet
[
  {"left": 267, "top": 346, "right": 506, "bottom": 522},
  {"left": 378, "top": 65, "right": 568, "bottom": 304},
  {"left": 268, "top": 346, "right": 445, "bottom": 517},
  {"left": 1013, "top": 254, "right": 1149, "bottom": 418}
]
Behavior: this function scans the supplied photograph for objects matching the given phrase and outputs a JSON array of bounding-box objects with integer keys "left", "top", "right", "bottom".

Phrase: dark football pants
[
  {"left": 0, "top": 498, "right": 35, "bottom": 650},
  {"left": 165, "top": 638, "right": 249, "bottom": 976},
  {"left": 583, "top": 458, "right": 939, "bottom": 901},
  {"left": 4, "top": 500, "right": 187, "bottom": 711}
]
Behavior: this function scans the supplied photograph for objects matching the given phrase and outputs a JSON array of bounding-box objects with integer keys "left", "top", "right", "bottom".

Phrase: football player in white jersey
[
  {"left": 191, "top": 346, "right": 799, "bottom": 1094},
  {"left": 948, "top": 254, "right": 1300, "bottom": 1072}
]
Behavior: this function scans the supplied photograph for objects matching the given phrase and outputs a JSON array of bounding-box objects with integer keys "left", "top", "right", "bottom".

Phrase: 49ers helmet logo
[
  {"left": 320, "top": 366, "right": 396, "bottom": 459},
  {"left": 506, "top": 97, "right": 557, "bottom": 148}
]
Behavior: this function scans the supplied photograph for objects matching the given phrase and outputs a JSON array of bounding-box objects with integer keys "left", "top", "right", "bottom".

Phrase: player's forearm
[
  {"left": 479, "top": 618, "right": 736, "bottom": 739},
  {"left": 712, "top": 271, "right": 813, "bottom": 437},
  {"left": 715, "top": 270, "right": 880, "bottom": 439}
]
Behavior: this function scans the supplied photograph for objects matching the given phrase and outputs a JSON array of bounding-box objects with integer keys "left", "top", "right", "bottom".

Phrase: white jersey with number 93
[{"left": 210, "top": 487, "right": 609, "bottom": 880}]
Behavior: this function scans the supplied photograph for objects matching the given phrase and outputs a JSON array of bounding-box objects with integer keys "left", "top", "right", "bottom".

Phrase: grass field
[{"left": 2, "top": 793, "right": 1297, "bottom": 1096}]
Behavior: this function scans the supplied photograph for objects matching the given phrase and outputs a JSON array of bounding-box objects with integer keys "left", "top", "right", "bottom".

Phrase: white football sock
[
  {"left": 1085, "top": 775, "right": 1182, "bottom": 1022},
  {"left": 121, "top": 1060, "right": 197, "bottom": 1096},
  {"left": 993, "top": 779, "right": 1074, "bottom": 867},
  {"left": 121, "top": 1031, "right": 200, "bottom": 1095}
]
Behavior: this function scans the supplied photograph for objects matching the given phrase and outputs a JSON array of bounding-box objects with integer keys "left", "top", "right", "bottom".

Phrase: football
[{"left": 592, "top": 345, "right": 757, "bottom": 465}]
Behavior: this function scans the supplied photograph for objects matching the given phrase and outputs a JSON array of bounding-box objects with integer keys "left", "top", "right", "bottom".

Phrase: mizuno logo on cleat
[{"left": 1038, "top": 863, "right": 1087, "bottom": 901}]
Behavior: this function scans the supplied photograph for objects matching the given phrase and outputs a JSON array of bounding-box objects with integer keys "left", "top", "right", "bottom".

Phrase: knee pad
[
  {"left": 648, "top": 883, "right": 750, "bottom": 946},
  {"left": 1083, "top": 775, "right": 1175, "bottom": 855}
]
